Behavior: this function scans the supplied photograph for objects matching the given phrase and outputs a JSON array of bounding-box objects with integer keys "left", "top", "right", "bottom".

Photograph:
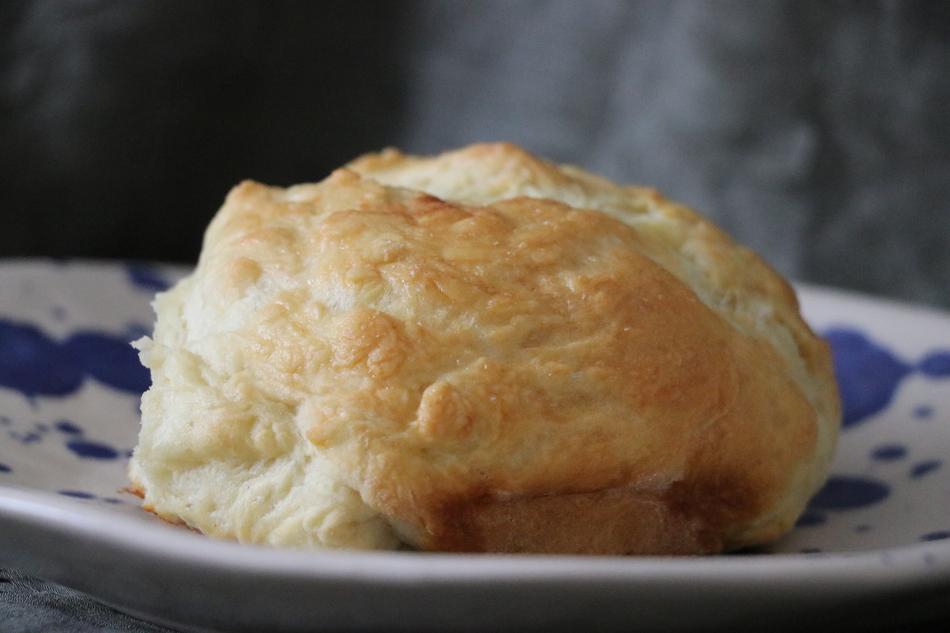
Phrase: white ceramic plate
[{"left": 1, "top": 260, "right": 949, "bottom": 632}]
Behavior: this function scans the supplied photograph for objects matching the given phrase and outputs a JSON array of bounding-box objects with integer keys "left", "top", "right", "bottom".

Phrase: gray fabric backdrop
[{"left": 2, "top": 0, "right": 949, "bottom": 306}]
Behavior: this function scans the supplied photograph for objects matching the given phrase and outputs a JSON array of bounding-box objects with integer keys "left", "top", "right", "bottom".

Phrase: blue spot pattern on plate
[
  {"left": 0, "top": 317, "right": 149, "bottom": 397},
  {"left": 910, "top": 460, "right": 942, "bottom": 479},
  {"left": 126, "top": 264, "right": 171, "bottom": 293},
  {"left": 0, "top": 463, "right": 11, "bottom": 473},
  {"left": 58, "top": 490, "right": 96, "bottom": 499},
  {"left": 55, "top": 420, "right": 83, "bottom": 434},
  {"left": 0, "top": 319, "right": 86, "bottom": 397},
  {"left": 919, "top": 352, "right": 950, "bottom": 378},
  {"left": 4, "top": 408, "right": 133, "bottom": 465},
  {"left": 914, "top": 404, "right": 934, "bottom": 419},
  {"left": 824, "top": 328, "right": 950, "bottom": 428},
  {"left": 125, "top": 323, "right": 150, "bottom": 341},
  {"left": 57, "top": 490, "right": 129, "bottom": 505},
  {"left": 65, "top": 439, "right": 121, "bottom": 460},
  {"left": 921, "top": 531, "right": 950, "bottom": 542},
  {"left": 3, "top": 414, "right": 127, "bottom": 459},
  {"left": 870, "top": 444, "right": 907, "bottom": 461},
  {"left": 795, "top": 510, "right": 827, "bottom": 527},
  {"left": 66, "top": 332, "right": 150, "bottom": 394},
  {"left": 807, "top": 475, "right": 890, "bottom": 510},
  {"left": 9, "top": 431, "right": 42, "bottom": 445}
]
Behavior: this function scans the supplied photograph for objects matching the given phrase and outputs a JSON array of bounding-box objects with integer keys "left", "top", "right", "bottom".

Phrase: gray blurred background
[{"left": 2, "top": 0, "right": 949, "bottom": 307}]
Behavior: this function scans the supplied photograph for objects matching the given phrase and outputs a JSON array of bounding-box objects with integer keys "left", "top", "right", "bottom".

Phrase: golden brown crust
[
  {"left": 435, "top": 487, "right": 718, "bottom": 555},
  {"left": 130, "top": 143, "right": 840, "bottom": 554}
]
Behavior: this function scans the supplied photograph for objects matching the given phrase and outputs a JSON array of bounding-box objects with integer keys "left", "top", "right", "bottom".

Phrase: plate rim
[{"left": 2, "top": 486, "right": 949, "bottom": 589}]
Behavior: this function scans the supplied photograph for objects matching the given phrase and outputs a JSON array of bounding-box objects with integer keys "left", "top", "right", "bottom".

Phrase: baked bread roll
[{"left": 129, "top": 143, "right": 840, "bottom": 554}]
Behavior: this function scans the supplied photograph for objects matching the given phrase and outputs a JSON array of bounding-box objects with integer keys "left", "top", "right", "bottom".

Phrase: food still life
[
  {"left": 1, "top": 145, "right": 949, "bottom": 631},
  {"left": 3, "top": 145, "right": 949, "bottom": 559}
]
